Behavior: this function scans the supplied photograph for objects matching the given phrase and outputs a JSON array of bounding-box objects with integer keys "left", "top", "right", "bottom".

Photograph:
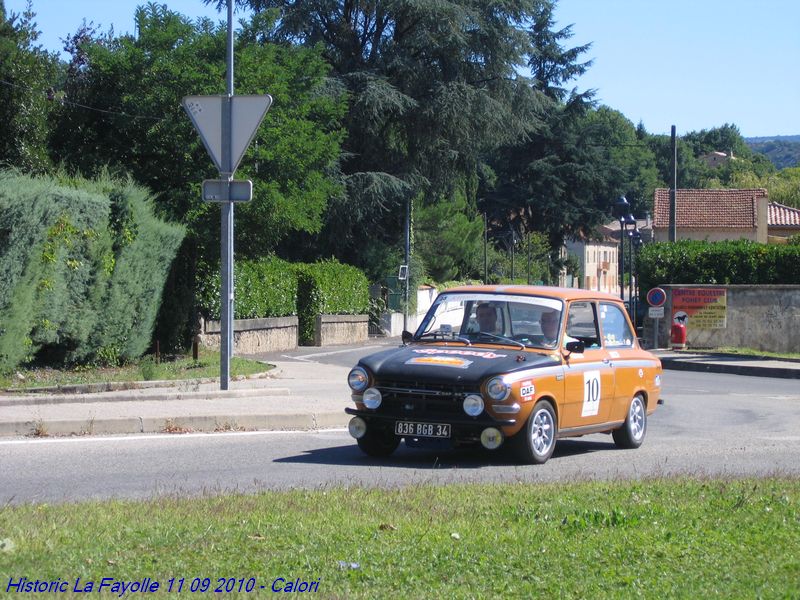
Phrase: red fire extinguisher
[{"left": 671, "top": 323, "right": 687, "bottom": 350}]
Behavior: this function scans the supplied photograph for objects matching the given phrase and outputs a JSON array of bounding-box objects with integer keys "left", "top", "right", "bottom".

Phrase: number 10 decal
[{"left": 582, "top": 370, "right": 601, "bottom": 417}]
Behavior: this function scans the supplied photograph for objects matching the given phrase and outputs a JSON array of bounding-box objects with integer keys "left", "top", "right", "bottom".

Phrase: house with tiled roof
[
  {"left": 652, "top": 188, "right": 800, "bottom": 243},
  {"left": 768, "top": 202, "right": 800, "bottom": 240},
  {"left": 564, "top": 226, "right": 620, "bottom": 294}
]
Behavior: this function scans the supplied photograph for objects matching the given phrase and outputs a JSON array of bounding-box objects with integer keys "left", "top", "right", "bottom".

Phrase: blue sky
[{"left": 6, "top": 0, "right": 799, "bottom": 137}]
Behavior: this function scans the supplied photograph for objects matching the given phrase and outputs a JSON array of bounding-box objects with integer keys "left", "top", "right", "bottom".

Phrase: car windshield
[{"left": 414, "top": 292, "right": 565, "bottom": 349}]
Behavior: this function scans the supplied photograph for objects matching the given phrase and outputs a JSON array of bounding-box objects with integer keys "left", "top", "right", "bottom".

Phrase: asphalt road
[{"left": 2, "top": 370, "right": 799, "bottom": 504}]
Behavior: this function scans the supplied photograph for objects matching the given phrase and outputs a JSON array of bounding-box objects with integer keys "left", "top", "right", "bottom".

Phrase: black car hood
[{"left": 358, "top": 343, "right": 561, "bottom": 386}]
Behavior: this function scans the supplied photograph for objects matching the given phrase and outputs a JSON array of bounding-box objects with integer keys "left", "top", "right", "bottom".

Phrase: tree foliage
[
  {"left": 0, "top": 2, "right": 59, "bottom": 172},
  {"left": 49, "top": 5, "right": 345, "bottom": 260},
  {"left": 222, "top": 0, "right": 546, "bottom": 276}
]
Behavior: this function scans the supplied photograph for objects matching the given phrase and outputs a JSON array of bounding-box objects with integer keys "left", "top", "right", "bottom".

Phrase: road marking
[
  {"left": 0, "top": 428, "right": 348, "bottom": 446},
  {"left": 282, "top": 345, "right": 384, "bottom": 361}
]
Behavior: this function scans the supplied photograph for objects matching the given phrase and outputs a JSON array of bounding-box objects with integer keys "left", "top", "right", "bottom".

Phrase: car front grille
[{"left": 374, "top": 379, "right": 481, "bottom": 418}]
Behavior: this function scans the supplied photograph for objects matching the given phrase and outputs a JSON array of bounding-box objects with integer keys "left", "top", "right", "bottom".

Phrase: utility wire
[{"left": 0, "top": 78, "right": 168, "bottom": 122}]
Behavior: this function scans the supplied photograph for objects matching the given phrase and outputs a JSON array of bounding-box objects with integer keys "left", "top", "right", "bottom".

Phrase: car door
[
  {"left": 598, "top": 301, "right": 642, "bottom": 423},
  {"left": 560, "top": 300, "right": 615, "bottom": 428}
]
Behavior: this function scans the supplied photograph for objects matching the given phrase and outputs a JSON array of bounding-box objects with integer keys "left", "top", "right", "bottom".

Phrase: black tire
[
  {"left": 513, "top": 400, "right": 557, "bottom": 464},
  {"left": 356, "top": 427, "right": 401, "bottom": 457},
  {"left": 613, "top": 394, "right": 647, "bottom": 449}
]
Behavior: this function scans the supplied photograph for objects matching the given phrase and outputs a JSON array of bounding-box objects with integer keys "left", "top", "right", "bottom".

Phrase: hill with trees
[{"left": 745, "top": 136, "right": 800, "bottom": 170}]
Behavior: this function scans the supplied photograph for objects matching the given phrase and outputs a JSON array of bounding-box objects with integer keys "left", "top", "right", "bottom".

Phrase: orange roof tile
[
  {"left": 653, "top": 188, "right": 767, "bottom": 229},
  {"left": 768, "top": 202, "right": 800, "bottom": 228}
]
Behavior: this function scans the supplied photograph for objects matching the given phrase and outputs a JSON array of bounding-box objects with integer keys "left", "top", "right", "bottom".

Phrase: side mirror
[
  {"left": 401, "top": 330, "right": 414, "bottom": 344},
  {"left": 565, "top": 340, "right": 585, "bottom": 354}
]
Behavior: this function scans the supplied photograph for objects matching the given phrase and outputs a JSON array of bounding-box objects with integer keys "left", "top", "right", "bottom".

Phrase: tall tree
[
  {"left": 0, "top": 1, "right": 59, "bottom": 172},
  {"left": 481, "top": 0, "right": 602, "bottom": 260},
  {"left": 217, "top": 0, "right": 546, "bottom": 279},
  {"left": 581, "top": 107, "right": 661, "bottom": 217},
  {"left": 527, "top": 0, "right": 592, "bottom": 102}
]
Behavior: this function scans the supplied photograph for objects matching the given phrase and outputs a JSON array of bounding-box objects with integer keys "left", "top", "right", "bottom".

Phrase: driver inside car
[
  {"left": 540, "top": 309, "right": 561, "bottom": 346},
  {"left": 475, "top": 302, "right": 497, "bottom": 333}
]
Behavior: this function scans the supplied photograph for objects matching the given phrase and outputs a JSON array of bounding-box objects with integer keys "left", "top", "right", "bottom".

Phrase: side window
[
  {"left": 566, "top": 301, "right": 600, "bottom": 348},
  {"left": 600, "top": 302, "right": 635, "bottom": 348}
]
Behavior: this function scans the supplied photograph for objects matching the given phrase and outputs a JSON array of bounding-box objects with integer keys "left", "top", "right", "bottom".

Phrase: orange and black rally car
[{"left": 346, "top": 285, "right": 663, "bottom": 464}]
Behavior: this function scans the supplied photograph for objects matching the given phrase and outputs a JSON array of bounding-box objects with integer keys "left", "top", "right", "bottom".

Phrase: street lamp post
[
  {"left": 613, "top": 196, "right": 640, "bottom": 314},
  {"left": 613, "top": 197, "right": 630, "bottom": 301},
  {"left": 631, "top": 229, "right": 643, "bottom": 327}
]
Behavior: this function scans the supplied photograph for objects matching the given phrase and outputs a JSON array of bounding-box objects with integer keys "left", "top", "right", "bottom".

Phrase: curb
[
  {"left": 0, "top": 411, "right": 349, "bottom": 438},
  {"left": 660, "top": 358, "right": 800, "bottom": 379},
  {"left": 0, "top": 386, "right": 292, "bottom": 408}
]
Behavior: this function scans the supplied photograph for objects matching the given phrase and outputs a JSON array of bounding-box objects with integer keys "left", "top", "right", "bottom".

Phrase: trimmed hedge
[
  {"left": 197, "top": 257, "right": 370, "bottom": 345},
  {"left": 637, "top": 240, "right": 800, "bottom": 295},
  {"left": 197, "top": 256, "right": 298, "bottom": 320},
  {"left": 0, "top": 172, "right": 184, "bottom": 371},
  {"left": 295, "top": 260, "right": 370, "bottom": 345}
]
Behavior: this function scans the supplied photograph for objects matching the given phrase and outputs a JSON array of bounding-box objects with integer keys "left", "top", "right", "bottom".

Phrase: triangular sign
[{"left": 182, "top": 95, "right": 273, "bottom": 175}]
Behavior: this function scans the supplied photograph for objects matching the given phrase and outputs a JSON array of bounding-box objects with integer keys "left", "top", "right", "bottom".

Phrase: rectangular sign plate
[
  {"left": 395, "top": 421, "right": 451, "bottom": 438},
  {"left": 202, "top": 179, "right": 253, "bottom": 202},
  {"left": 648, "top": 306, "right": 665, "bottom": 319}
]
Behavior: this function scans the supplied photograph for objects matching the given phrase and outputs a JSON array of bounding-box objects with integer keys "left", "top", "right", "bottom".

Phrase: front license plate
[{"left": 395, "top": 421, "right": 451, "bottom": 438}]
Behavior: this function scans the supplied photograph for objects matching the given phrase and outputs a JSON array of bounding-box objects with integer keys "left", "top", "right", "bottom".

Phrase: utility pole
[
  {"left": 483, "top": 213, "right": 488, "bottom": 284},
  {"left": 403, "top": 195, "right": 410, "bottom": 331},
  {"left": 526, "top": 233, "right": 531, "bottom": 285},
  {"left": 510, "top": 239, "right": 515, "bottom": 281},
  {"left": 669, "top": 125, "right": 677, "bottom": 242}
]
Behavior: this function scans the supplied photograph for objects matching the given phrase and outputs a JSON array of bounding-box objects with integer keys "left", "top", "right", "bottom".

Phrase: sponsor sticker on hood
[
  {"left": 406, "top": 356, "right": 473, "bottom": 369},
  {"left": 411, "top": 348, "right": 508, "bottom": 359}
]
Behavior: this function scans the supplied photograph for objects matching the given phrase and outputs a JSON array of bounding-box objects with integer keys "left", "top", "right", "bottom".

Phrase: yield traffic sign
[{"left": 182, "top": 95, "right": 273, "bottom": 174}]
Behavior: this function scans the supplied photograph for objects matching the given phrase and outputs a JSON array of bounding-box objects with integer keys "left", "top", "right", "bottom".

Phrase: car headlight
[
  {"left": 362, "top": 387, "right": 382, "bottom": 409},
  {"left": 348, "top": 366, "right": 369, "bottom": 392},
  {"left": 485, "top": 377, "right": 510, "bottom": 402},
  {"left": 463, "top": 394, "right": 484, "bottom": 417}
]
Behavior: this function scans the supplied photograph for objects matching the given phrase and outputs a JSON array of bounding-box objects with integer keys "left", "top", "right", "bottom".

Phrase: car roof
[{"left": 441, "top": 285, "right": 623, "bottom": 302}]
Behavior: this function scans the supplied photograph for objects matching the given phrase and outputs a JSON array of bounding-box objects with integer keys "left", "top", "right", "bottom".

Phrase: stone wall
[
  {"left": 644, "top": 285, "right": 800, "bottom": 352},
  {"left": 313, "top": 314, "right": 369, "bottom": 346},
  {"left": 199, "top": 316, "right": 298, "bottom": 354}
]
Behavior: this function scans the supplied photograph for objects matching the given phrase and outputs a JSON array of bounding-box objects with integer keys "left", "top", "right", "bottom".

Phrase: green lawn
[
  {"left": 0, "top": 348, "right": 270, "bottom": 391},
  {"left": 1, "top": 478, "right": 798, "bottom": 598},
  {"left": 699, "top": 347, "right": 800, "bottom": 361}
]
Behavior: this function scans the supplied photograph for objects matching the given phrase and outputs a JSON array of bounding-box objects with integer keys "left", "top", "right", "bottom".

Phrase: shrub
[
  {"left": 0, "top": 171, "right": 184, "bottom": 372},
  {"left": 637, "top": 240, "right": 800, "bottom": 297}
]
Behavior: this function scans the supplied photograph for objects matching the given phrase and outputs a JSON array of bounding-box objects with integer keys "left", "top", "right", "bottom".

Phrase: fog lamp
[
  {"left": 348, "top": 417, "right": 367, "bottom": 439},
  {"left": 480, "top": 427, "right": 504, "bottom": 450}
]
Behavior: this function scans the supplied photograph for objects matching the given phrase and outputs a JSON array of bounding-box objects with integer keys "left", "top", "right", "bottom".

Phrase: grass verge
[
  {"left": 697, "top": 347, "right": 800, "bottom": 361},
  {"left": 1, "top": 478, "right": 798, "bottom": 598},
  {"left": 0, "top": 348, "right": 270, "bottom": 391}
]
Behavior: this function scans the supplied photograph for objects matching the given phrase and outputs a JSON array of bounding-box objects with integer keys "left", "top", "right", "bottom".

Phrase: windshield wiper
[
  {"left": 476, "top": 332, "right": 525, "bottom": 349},
  {"left": 415, "top": 332, "right": 472, "bottom": 345}
]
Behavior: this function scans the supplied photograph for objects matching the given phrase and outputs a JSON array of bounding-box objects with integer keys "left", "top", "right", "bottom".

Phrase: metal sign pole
[
  {"left": 220, "top": 0, "right": 235, "bottom": 390},
  {"left": 653, "top": 317, "right": 660, "bottom": 349},
  {"left": 182, "top": 6, "right": 271, "bottom": 393}
]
